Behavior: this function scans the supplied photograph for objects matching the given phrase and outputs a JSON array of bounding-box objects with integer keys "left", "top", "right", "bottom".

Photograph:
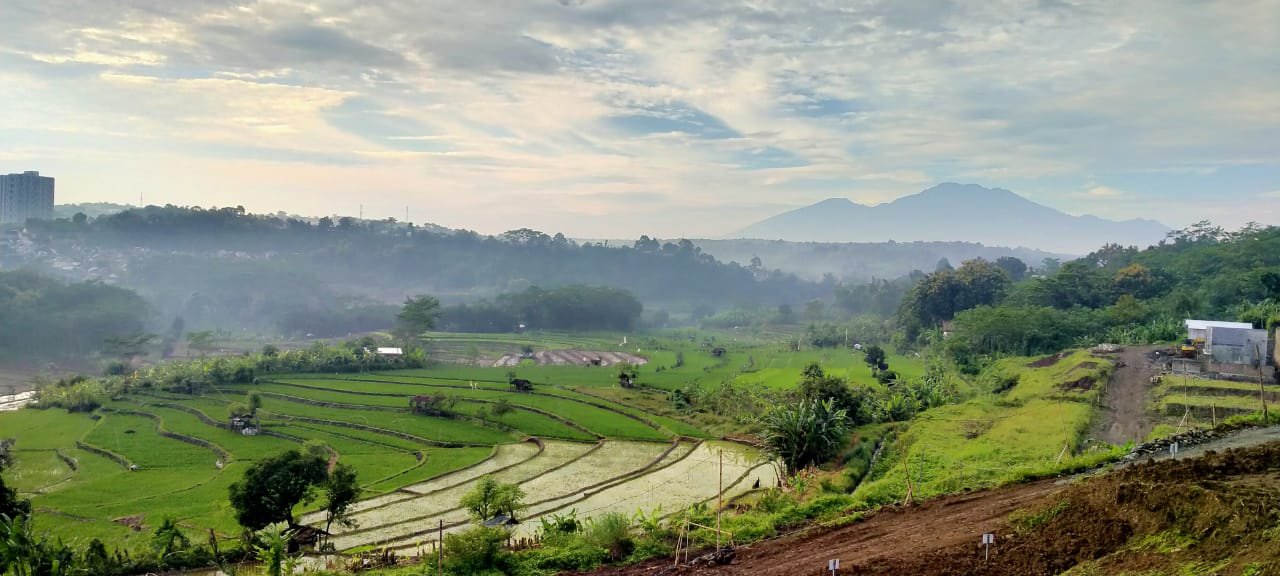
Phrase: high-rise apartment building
[{"left": 0, "top": 171, "right": 55, "bottom": 224}]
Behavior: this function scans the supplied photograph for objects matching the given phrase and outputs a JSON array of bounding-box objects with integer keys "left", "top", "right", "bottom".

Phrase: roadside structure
[{"left": 1184, "top": 319, "right": 1252, "bottom": 342}]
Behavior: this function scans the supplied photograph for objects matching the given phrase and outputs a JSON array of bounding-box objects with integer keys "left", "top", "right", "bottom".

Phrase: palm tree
[{"left": 761, "top": 398, "right": 849, "bottom": 476}]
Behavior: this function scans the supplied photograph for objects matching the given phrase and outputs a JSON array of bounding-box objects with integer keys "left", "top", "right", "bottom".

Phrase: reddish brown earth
[
  {"left": 1091, "top": 345, "right": 1159, "bottom": 446},
  {"left": 593, "top": 480, "right": 1063, "bottom": 576},
  {"left": 590, "top": 441, "right": 1280, "bottom": 576}
]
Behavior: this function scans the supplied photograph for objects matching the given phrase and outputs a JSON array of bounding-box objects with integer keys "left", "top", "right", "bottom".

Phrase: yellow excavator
[{"left": 1177, "top": 338, "right": 1202, "bottom": 359}]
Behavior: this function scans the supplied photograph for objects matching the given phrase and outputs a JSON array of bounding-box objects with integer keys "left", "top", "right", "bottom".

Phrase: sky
[{"left": 0, "top": 0, "right": 1277, "bottom": 238}]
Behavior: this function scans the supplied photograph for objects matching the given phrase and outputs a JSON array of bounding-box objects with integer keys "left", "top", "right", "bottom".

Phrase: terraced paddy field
[
  {"left": 1153, "top": 376, "right": 1275, "bottom": 430},
  {"left": 0, "top": 333, "right": 821, "bottom": 553}
]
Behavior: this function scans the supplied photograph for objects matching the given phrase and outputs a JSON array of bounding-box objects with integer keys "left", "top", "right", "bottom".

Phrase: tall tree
[
  {"left": 395, "top": 295, "right": 441, "bottom": 341},
  {"left": 994, "top": 256, "right": 1028, "bottom": 281},
  {"left": 227, "top": 450, "right": 328, "bottom": 530},
  {"left": 460, "top": 477, "right": 525, "bottom": 521},
  {"left": 323, "top": 463, "right": 361, "bottom": 535}
]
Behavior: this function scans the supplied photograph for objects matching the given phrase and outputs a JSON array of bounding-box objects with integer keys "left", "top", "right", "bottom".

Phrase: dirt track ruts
[
  {"left": 596, "top": 480, "right": 1063, "bottom": 576},
  {"left": 1092, "top": 345, "right": 1157, "bottom": 445}
]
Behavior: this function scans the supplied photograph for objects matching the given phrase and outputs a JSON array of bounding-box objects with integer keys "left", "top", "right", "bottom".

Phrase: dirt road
[
  {"left": 1091, "top": 346, "right": 1158, "bottom": 445},
  {"left": 599, "top": 480, "right": 1065, "bottom": 576}
]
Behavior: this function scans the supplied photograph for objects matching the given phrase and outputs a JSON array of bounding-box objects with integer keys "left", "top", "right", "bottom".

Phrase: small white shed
[{"left": 1184, "top": 319, "right": 1252, "bottom": 341}]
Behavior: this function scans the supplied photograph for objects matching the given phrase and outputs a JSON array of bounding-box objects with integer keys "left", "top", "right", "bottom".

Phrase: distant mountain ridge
[{"left": 733, "top": 183, "right": 1170, "bottom": 254}]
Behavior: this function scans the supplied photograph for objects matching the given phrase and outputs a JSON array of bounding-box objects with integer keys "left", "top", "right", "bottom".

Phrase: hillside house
[
  {"left": 1184, "top": 319, "right": 1252, "bottom": 342},
  {"left": 482, "top": 513, "right": 520, "bottom": 530},
  {"left": 376, "top": 347, "right": 403, "bottom": 357},
  {"left": 1205, "top": 326, "right": 1271, "bottom": 377}
]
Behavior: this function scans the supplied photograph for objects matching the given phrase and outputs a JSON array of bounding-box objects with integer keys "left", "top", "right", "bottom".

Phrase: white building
[
  {"left": 0, "top": 171, "right": 55, "bottom": 224},
  {"left": 1184, "top": 319, "right": 1252, "bottom": 342}
]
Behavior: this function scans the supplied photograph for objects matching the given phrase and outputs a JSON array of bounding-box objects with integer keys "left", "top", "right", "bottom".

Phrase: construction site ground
[{"left": 592, "top": 433, "right": 1280, "bottom": 576}]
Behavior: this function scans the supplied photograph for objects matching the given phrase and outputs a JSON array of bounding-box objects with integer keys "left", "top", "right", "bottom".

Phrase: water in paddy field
[{"left": 0, "top": 390, "right": 36, "bottom": 411}]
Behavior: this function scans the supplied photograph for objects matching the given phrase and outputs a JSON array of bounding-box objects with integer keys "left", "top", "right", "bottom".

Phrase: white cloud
[
  {"left": 0, "top": 0, "right": 1276, "bottom": 236},
  {"left": 1083, "top": 186, "right": 1126, "bottom": 198}
]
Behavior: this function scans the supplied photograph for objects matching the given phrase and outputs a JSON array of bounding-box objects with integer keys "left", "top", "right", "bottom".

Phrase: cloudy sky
[{"left": 1, "top": 0, "right": 1277, "bottom": 237}]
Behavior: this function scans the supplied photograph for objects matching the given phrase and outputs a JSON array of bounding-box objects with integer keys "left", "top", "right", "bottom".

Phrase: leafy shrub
[
  {"left": 34, "top": 376, "right": 108, "bottom": 412},
  {"left": 584, "top": 512, "right": 634, "bottom": 562},
  {"left": 518, "top": 536, "right": 606, "bottom": 572},
  {"left": 443, "top": 526, "right": 510, "bottom": 574}
]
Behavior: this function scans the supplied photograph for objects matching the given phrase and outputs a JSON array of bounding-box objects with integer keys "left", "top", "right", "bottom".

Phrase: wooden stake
[
  {"left": 1256, "top": 343, "right": 1269, "bottom": 422},
  {"left": 902, "top": 446, "right": 914, "bottom": 506},
  {"left": 716, "top": 449, "right": 723, "bottom": 551},
  {"left": 437, "top": 519, "right": 443, "bottom": 574}
]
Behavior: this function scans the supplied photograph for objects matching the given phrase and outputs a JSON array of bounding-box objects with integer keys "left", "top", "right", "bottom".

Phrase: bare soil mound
[
  {"left": 592, "top": 441, "right": 1280, "bottom": 576},
  {"left": 1026, "top": 353, "right": 1065, "bottom": 368},
  {"left": 1057, "top": 375, "right": 1096, "bottom": 392}
]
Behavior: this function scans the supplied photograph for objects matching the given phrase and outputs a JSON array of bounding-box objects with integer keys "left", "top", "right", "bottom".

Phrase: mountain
[{"left": 733, "top": 183, "right": 1170, "bottom": 254}]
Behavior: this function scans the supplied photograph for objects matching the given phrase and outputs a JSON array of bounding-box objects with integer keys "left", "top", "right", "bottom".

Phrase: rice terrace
[{"left": 1, "top": 331, "right": 823, "bottom": 556}]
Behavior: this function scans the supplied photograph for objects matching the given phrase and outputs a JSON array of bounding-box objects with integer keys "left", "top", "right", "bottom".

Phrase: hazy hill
[
  {"left": 693, "top": 239, "right": 1062, "bottom": 282},
  {"left": 734, "top": 183, "right": 1170, "bottom": 254}
]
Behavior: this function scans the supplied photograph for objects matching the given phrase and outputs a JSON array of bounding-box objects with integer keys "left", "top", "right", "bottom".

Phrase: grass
[
  {"left": 265, "top": 378, "right": 668, "bottom": 441},
  {"left": 0, "top": 328, "right": 1054, "bottom": 558},
  {"left": 230, "top": 381, "right": 594, "bottom": 441},
  {"left": 854, "top": 350, "right": 1119, "bottom": 505},
  {"left": 1151, "top": 376, "right": 1271, "bottom": 432}
]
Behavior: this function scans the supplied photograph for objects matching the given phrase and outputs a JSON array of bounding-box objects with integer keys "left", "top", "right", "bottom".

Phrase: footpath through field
[{"left": 1091, "top": 345, "right": 1158, "bottom": 445}]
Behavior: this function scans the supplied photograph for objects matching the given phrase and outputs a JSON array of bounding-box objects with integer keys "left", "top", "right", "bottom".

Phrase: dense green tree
[
  {"left": 863, "top": 345, "right": 887, "bottom": 372},
  {"left": 227, "top": 450, "right": 328, "bottom": 530},
  {"left": 322, "top": 463, "right": 361, "bottom": 534},
  {"left": 442, "top": 285, "right": 642, "bottom": 332},
  {"left": 994, "top": 256, "right": 1028, "bottom": 281},
  {"left": 0, "top": 451, "right": 31, "bottom": 522},
  {"left": 395, "top": 295, "right": 441, "bottom": 341},
  {"left": 898, "top": 259, "right": 1011, "bottom": 339},
  {"left": 798, "top": 365, "right": 873, "bottom": 425},
  {"left": 460, "top": 477, "right": 525, "bottom": 522},
  {"left": 0, "top": 270, "right": 149, "bottom": 360}
]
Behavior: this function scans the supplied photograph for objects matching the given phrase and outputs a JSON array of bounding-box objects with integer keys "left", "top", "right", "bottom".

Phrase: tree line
[
  {"left": 0, "top": 270, "right": 149, "bottom": 360},
  {"left": 439, "top": 285, "right": 644, "bottom": 332},
  {"left": 893, "top": 222, "right": 1280, "bottom": 370},
  {"left": 20, "top": 205, "right": 829, "bottom": 334}
]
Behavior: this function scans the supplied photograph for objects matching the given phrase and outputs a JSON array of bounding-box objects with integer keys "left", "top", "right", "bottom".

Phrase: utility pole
[{"left": 437, "top": 519, "right": 443, "bottom": 574}]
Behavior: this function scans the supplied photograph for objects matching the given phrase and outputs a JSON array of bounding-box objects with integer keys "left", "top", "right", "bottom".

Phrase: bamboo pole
[
  {"left": 1256, "top": 344, "right": 1269, "bottom": 421},
  {"left": 716, "top": 449, "right": 723, "bottom": 551}
]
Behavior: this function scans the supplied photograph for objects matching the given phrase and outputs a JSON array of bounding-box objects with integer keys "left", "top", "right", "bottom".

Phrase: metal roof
[{"left": 1185, "top": 319, "right": 1253, "bottom": 331}]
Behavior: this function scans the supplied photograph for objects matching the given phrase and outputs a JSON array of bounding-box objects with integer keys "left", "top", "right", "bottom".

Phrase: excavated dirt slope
[{"left": 594, "top": 441, "right": 1280, "bottom": 576}]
